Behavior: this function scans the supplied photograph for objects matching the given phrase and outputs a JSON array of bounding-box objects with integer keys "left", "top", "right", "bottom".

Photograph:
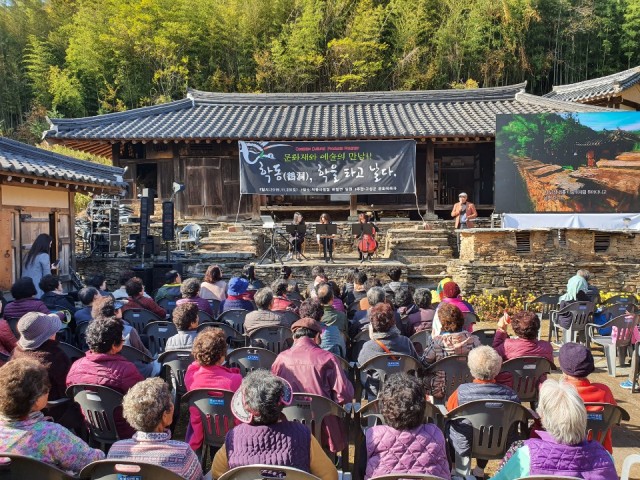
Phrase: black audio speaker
[
  {"left": 139, "top": 195, "right": 153, "bottom": 240},
  {"left": 162, "top": 201, "right": 175, "bottom": 241}
]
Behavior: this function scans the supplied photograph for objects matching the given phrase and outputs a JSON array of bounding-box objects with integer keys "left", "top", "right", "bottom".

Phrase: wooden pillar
[
  {"left": 349, "top": 195, "right": 357, "bottom": 217},
  {"left": 426, "top": 140, "right": 435, "bottom": 217},
  {"left": 251, "top": 194, "right": 261, "bottom": 220}
]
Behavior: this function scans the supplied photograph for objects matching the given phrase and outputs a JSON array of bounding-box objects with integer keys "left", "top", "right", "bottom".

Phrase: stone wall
[{"left": 452, "top": 228, "right": 640, "bottom": 295}]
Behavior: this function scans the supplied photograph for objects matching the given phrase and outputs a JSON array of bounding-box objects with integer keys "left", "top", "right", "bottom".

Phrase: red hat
[{"left": 442, "top": 281, "right": 461, "bottom": 299}]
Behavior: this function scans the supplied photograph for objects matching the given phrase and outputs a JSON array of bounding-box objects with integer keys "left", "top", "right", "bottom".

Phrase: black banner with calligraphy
[{"left": 239, "top": 140, "right": 416, "bottom": 195}]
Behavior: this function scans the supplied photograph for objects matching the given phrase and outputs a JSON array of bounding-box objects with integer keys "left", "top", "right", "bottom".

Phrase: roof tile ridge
[
  {"left": 550, "top": 66, "right": 640, "bottom": 92},
  {"left": 515, "top": 92, "right": 611, "bottom": 112}
]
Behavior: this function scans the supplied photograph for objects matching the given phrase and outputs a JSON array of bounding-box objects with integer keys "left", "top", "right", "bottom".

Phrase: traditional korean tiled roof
[
  {"left": 544, "top": 67, "right": 640, "bottom": 103},
  {"left": 0, "top": 137, "right": 125, "bottom": 188},
  {"left": 45, "top": 83, "right": 608, "bottom": 142}
]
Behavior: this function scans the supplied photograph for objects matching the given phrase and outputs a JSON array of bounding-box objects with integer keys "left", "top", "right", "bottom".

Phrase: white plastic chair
[
  {"left": 177, "top": 223, "right": 202, "bottom": 251},
  {"left": 621, "top": 453, "right": 640, "bottom": 480}
]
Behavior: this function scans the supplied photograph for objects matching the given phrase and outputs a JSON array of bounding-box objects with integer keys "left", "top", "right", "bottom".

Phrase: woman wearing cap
[
  {"left": 108, "top": 378, "right": 203, "bottom": 480},
  {"left": 431, "top": 281, "right": 474, "bottom": 336},
  {"left": 0, "top": 357, "right": 104, "bottom": 473},
  {"left": 11, "top": 312, "right": 84, "bottom": 433},
  {"left": 492, "top": 379, "right": 616, "bottom": 480},
  {"left": 558, "top": 342, "right": 616, "bottom": 454},
  {"left": 211, "top": 370, "right": 337, "bottom": 480},
  {"left": 184, "top": 328, "right": 242, "bottom": 451},
  {"left": 66, "top": 317, "right": 144, "bottom": 439},
  {"left": 451, "top": 192, "right": 477, "bottom": 229},
  {"left": 200, "top": 265, "right": 227, "bottom": 302},
  {"left": 220, "top": 277, "right": 255, "bottom": 313}
]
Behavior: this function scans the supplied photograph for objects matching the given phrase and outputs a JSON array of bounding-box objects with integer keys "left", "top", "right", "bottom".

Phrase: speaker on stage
[
  {"left": 132, "top": 266, "right": 154, "bottom": 293},
  {"left": 162, "top": 201, "right": 175, "bottom": 241}
]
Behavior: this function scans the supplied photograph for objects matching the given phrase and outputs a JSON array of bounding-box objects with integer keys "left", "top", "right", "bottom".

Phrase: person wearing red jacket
[{"left": 120, "top": 277, "right": 166, "bottom": 319}]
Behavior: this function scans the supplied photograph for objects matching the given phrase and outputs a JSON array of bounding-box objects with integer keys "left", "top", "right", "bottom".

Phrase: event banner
[
  {"left": 239, "top": 140, "right": 416, "bottom": 195},
  {"left": 495, "top": 112, "right": 640, "bottom": 213}
]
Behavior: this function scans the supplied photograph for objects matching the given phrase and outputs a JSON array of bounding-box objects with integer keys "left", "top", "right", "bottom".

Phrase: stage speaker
[
  {"left": 132, "top": 266, "right": 154, "bottom": 293},
  {"left": 152, "top": 262, "right": 183, "bottom": 292},
  {"left": 162, "top": 201, "right": 175, "bottom": 241}
]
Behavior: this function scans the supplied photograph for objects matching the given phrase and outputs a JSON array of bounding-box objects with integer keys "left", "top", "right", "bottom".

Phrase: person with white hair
[
  {"left": 446, "top": 346, "right": 519, "bottom": 478},
  {"left": 492, "top": 379, "right": 616, "bottom": 480}
]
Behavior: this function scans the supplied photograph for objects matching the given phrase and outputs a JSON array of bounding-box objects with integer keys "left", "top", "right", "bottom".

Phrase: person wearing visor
[
  {"left": 211, "top": 370, "right": 337, "bottom": 480},
  {"left": 451, "top": 192, "right": 477, "bottom": 229}
]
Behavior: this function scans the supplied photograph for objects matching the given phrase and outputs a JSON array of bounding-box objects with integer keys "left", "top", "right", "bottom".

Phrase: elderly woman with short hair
[
  {"left": 108, "top": 378, "right": 203, "bottom": 480},
  {"left": 422, "top": 303, "right": 481, "bottom": 399},
  {"left": 244, "top": 287, "right": 289, "bottom": 336},
  {"left": 184, "top": 328, "right": 242, "bottom": 451},
  {"left": 0, "top": 357, "right": 104, "bottom": 473},
  {"left": 492, "top": 379, "right": 616, "bottom": 479},
  {"left": 412, "top": 288, "right": 436, "bottom": 334},
  {"left": 365, "top": 373, "right": 450, "bottom": 480},
  {"left": 446, "top": 346, "right": 519, "bottom": 478},
  {"left": 177, "top": 277, "right": 214, "bottom": 317},
  {"left": 211, "top": 370, "right": 337, "bottom": 480}
]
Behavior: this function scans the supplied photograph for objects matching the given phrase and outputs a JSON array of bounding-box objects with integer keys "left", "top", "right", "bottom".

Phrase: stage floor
[{"left": 252, "top": 255, "right": 404, "bottom": 269}]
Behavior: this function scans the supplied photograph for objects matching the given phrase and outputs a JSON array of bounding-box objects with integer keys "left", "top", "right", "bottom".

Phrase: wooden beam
[
  {"left": 349, "top": 195, "right": 357, "bottom": 217},
  {"left": 426, "top": 140, "right": 435, "bottom": 215},
  {"left": 620, "top": 98, "right": 640, "bottom": 110}
]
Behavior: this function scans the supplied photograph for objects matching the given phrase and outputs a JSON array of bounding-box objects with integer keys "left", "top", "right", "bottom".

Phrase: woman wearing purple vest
[
  {"left": 211, "top": 371, "right": 337, "bottom": 480},
  {"left": 365, "top": 373, "right": 450, "bottom": 480},
  {"left": 492, "top": 379, "right": 616, "bottom": 480}
]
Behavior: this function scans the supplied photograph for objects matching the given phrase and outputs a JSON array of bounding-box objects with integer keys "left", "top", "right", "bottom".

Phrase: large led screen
[{"left": 495, "top": 112, "right": 640, "bottom": 213}]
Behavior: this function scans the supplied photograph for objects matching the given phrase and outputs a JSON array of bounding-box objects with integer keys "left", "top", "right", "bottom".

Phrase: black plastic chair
[
  {"left": 226, "top": 347, "right": 277, "bottom": 376},
  {"left": 66, "top": 384, "right": 124, "bottom": 451},
  {"left": 525, "top": 294, "right": 561, "bottom": 321},
  {"left": 0, "top": 453, "right": 76, "bottom": 480},
  {"left": 357, "top": 353, "right": 422, "bottom": 401},
  {"left": 122, "top": 308, "right": 163, "bottom": 333},
  {"left": 4, "top": 316, "right": 20, "bottom": 339},
  {"left": 198, "top": 322, "right": 245, "bottom": 347},
  {"left": 80, "top": 459, "right": 185, "bottom": 480},
  {"left": 143, "top": 321, "right": 178, "bottom": 356},
  {"left": 549, "top": 301, "right": 594, "bottom": 344},
  {"left": 586, "top": 313, "right": 640, "bottom": 376},
  {"left": 75, "top": 322, "right": 89, "bottom": 351},
  {"left": 425, "top": 354, "right": 473, "bottom": 405},
  {"left": 157, "top": 297, "right": 179, "bottom": 317},
  {"left": 207, "top": 299, "right": 222, "bottom": 317},
  {"left": 282, "top": 393, "right": 351, "bottom": 469},
  {"left": 182, "top": 388, "right": 235, "bottom": 468},
  {"left": 584, "top": 402, "right": 630, "bottom": 446},
  {"left": 119, "top": 345, "right": 154, "bottom": 364},
  {"left": 350, "top": 328, "right": 371, "bottom": 361},
  {"left": 463, "top": 312, "right": 478, "bottom": 330},
  {"left": 410, "top": 330, "right": 432, "bottom": 355},
  {"left": 445, "top": 399, "right": 533, "bottom": 476},
  {"left": 474, "top": 328, "right": 497, "bottom": 347},
  {"left": 218, "top": 465, "right": 321, "bottom": 480},
  {"left": 272, "top": 309, "right": 300, "bottom": 325},
  {"left": 58, "top": 341, "right": 86, "bottom": 364},
  {"left": 217, "top": 309, "right": 250, "bottom": 334},
  {"left": 248, "top": 326, "right": 293, "bottom": 354},
  {"left": 332, "top": 353, "right": 355, "bottom": 390},
  {"left": 197, "top": 310, "right": 216, "bottom": 324},
  {"left": 603, "top": 295, "right": 638, "bottom": 307},
  {"left": 500, "top": 356, "right": 556, "bottom": 404}
]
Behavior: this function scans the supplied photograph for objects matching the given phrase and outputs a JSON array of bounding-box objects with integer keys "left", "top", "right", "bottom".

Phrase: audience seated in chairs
[
  {"left": 66, "top": 317, "right": 144, "bottom": 439},
  {"left": 112, "top": 270, "right": 151, "bottom": 301},
  {"left": 492, "top": 379, "right": 617, "bottom": 480},
  {"left": 329, "top": 281, "right": 346, "bottom": 313},
  {"left": 107, "top": 378, "right": 203, "bottom": 480},
  {"left": 242, "top": 264, "right": 264, "bottom": 299},
  {"left": 493, "top": 310, "right": 554, "bottom": 387},
  {"left": 446, "top": 346, "right": 520, "bottom": 479},
  {"left": 4, "top": 277, "right": 53, "bottom": 321},
  {"left": 271, "top": 317, "right": 354, "bottom": 454},
  {"left": 200, "top": 265, "right": 227, "bottom": 302},
  {"left": 383, "top": 266, "right": 409, "bottom": 295},
  {"left": 0, "top": 357, "right": 104, "bottom": 473},
  {"left": 0, "top": 295, "right": 16, "bottom": 364},
  {"left": 422, "top": 303, "right": 481, "bottom": 399},
  {"left": 299, "top": 298, "right": 345, "bottom": 357},
  {"left": 395, "top": 288, "right": 423, "bottom": 337},
  {"left": 166, "top": 303, "right": 199, "bottom": 351},
  {"left": 11, "top": 312, "right": 85, "bottom": 435},
  {"left": 559, "top": 342, "right": 617, "bottom": 454},
  {"left": 184, "top": 328, "right": 242, "bottom": 451},
  {"left": 350, "top": 287, "right": 397, "bottom": 337},
  {"left": 432, "top": 281, "right": 475, "bottom": 336},
  {"left": 211, "top": 371, "right": 338, "bottom": 480},
  {"left": 75, "top": 287, "right": 100, "bottom": 327},
  {"left": 318, "top": 283, "right": 348, "bottom": 337},
  {"left": 271, "top": 280, "right": 297, "bottom": 311},
  {"left": 155, "top": 270, "right": 182, "bottom": 303},
  {"left": 343, "top": 270, "right": 368, "bottom": 311},
  {"left": 85, "top": 273, "right": 111, "bottom": 297},
  {"left": 221, "top": 277, "right": 255, "bottom": 313},
  {"left": 39, "top": 274, "right": 78, "bottom": 316},
  {"left": 177, "top": 278, "right": 215, "bottom": 317},
  {"left": 557, "top": 273, "right": 591, "bottom": 330},
  {"left": 412, "top": 288, "right": 436, "bottom": 334},
  {"left": 93, "top": 296, "right": 159, "bottom": 378},
  {"left": 245, "top": 287, "right": 291, "bottom": 336},
  {"left": 365, "top": 373, "right": 450, "bottom": 480},
  {"left": 120, "top": 277, "right": 167, "bottom": 320}
]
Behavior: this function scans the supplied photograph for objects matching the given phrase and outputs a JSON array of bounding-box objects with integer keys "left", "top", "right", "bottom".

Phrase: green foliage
[{"left": 0, "top": 0, "right": 639, "bottom": 135}]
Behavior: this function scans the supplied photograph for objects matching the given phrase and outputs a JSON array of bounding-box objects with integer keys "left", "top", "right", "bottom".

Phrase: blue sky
[{"left": 561, "top": 112, "right": 640, "bottom": 131}]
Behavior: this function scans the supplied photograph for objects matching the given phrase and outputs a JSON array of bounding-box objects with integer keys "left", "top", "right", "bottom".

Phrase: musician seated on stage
[
  {"left": 354, "top": 212, "right": 378, "bottom": 262},
  {"left": 286, "top": 212, "right": 305, "bottom": 262}
]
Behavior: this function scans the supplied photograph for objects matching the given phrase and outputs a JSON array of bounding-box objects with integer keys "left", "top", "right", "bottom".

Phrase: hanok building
[
  {"left": 544, "top": 66, "right": 640, "bottom": 111},
  {"left": 0, "top": 137, "right": 125, "bottom": 289},
  {"left": 44, "top": 83, "right": 603, "bottom": 221}
]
